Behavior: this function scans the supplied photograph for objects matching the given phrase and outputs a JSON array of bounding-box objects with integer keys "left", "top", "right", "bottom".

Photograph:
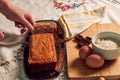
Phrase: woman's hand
[
  {"left": 5, "top": 5, "right": 35, "bottom": 33},
  {"left": 0, "top": 0, "right": 35, "bottom": 34}
]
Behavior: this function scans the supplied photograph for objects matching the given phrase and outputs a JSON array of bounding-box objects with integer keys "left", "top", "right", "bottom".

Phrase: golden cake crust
[
  {"left": 28, "top": 33, "right": 57, "bottom": 64},
  {"left": 33, "top": 22, "right": 57, "bottom": 33}
]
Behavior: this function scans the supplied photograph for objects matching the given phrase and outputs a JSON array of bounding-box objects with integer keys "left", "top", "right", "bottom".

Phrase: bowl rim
[{"left": 92, "top": 31, "right": 120, "bottom": 51}]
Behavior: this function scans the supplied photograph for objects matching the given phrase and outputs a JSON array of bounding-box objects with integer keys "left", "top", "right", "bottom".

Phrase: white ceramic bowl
[{"left": 92, "top": 32, "right": 120, "bottom": 60}]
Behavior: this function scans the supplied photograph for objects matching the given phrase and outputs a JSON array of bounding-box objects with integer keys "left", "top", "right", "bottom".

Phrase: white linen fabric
[
  {"left": 0, "top": 0, "right": 120, "bottom": 80},
  {"left": 59, "top": 6, "right": 107, "bottom": 39}
]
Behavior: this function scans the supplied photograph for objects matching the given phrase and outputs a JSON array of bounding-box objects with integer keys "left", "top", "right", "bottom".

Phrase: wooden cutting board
[{"left": 66, "top": 23, "right": 120, "bottom": 80}]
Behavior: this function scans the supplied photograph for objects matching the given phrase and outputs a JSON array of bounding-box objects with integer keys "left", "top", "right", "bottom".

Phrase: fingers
[
  {"left": 15, "top": 22, "right": 27, "bottom": 34},
  {"left": 23, "top": 13, "right": 35, "bottom": 32},
  {"left": 15, "top": 14, "right": 35, "bottom": 33},
  {"left": 15, "top": 22, "right": 24, "bottom": 28},
  {"left": 21, "top": 28, "right": 28, "bottom": 34},
  {"left": 22, "top": 18, "right": 34, "bottom": 32},
  {"left": 0, "top": 31, "right": 4, "bottom": 40},
  {"left": 25, "top": 13, "right": 35, "bottom": 26},
  {"left": 15, "top": 12, "right": 35, "bottom": 33}
]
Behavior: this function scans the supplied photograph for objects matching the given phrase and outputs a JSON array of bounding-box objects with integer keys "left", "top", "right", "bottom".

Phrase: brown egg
[
  {"left": 79, "top": 45, "right": 92, "bottom": 60},
  {"left": 85, "top": 54, "right": 104, "bottom": 69}
]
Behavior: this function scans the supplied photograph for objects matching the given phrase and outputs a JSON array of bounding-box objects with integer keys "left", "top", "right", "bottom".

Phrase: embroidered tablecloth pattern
[{"left": 0, "top": 0, "right": 120, "bottom": 80}]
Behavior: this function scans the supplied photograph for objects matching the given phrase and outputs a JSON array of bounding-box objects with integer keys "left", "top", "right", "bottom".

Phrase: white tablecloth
[{"left": 0, "top": 0, "right": 120, "bottom": 80}]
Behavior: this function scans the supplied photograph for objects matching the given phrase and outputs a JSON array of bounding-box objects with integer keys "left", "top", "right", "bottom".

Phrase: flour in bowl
[{"left": 95, "top": 38, "right": 120, "bottom": 50}]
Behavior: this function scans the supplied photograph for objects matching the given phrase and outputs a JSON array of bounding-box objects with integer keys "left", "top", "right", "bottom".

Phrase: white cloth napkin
[
  {"left": 59, "top": 6, "right": 107, "bottom": 39},
  {"left": 0, "top": 33, "right": 25, "bottom": 46}
]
